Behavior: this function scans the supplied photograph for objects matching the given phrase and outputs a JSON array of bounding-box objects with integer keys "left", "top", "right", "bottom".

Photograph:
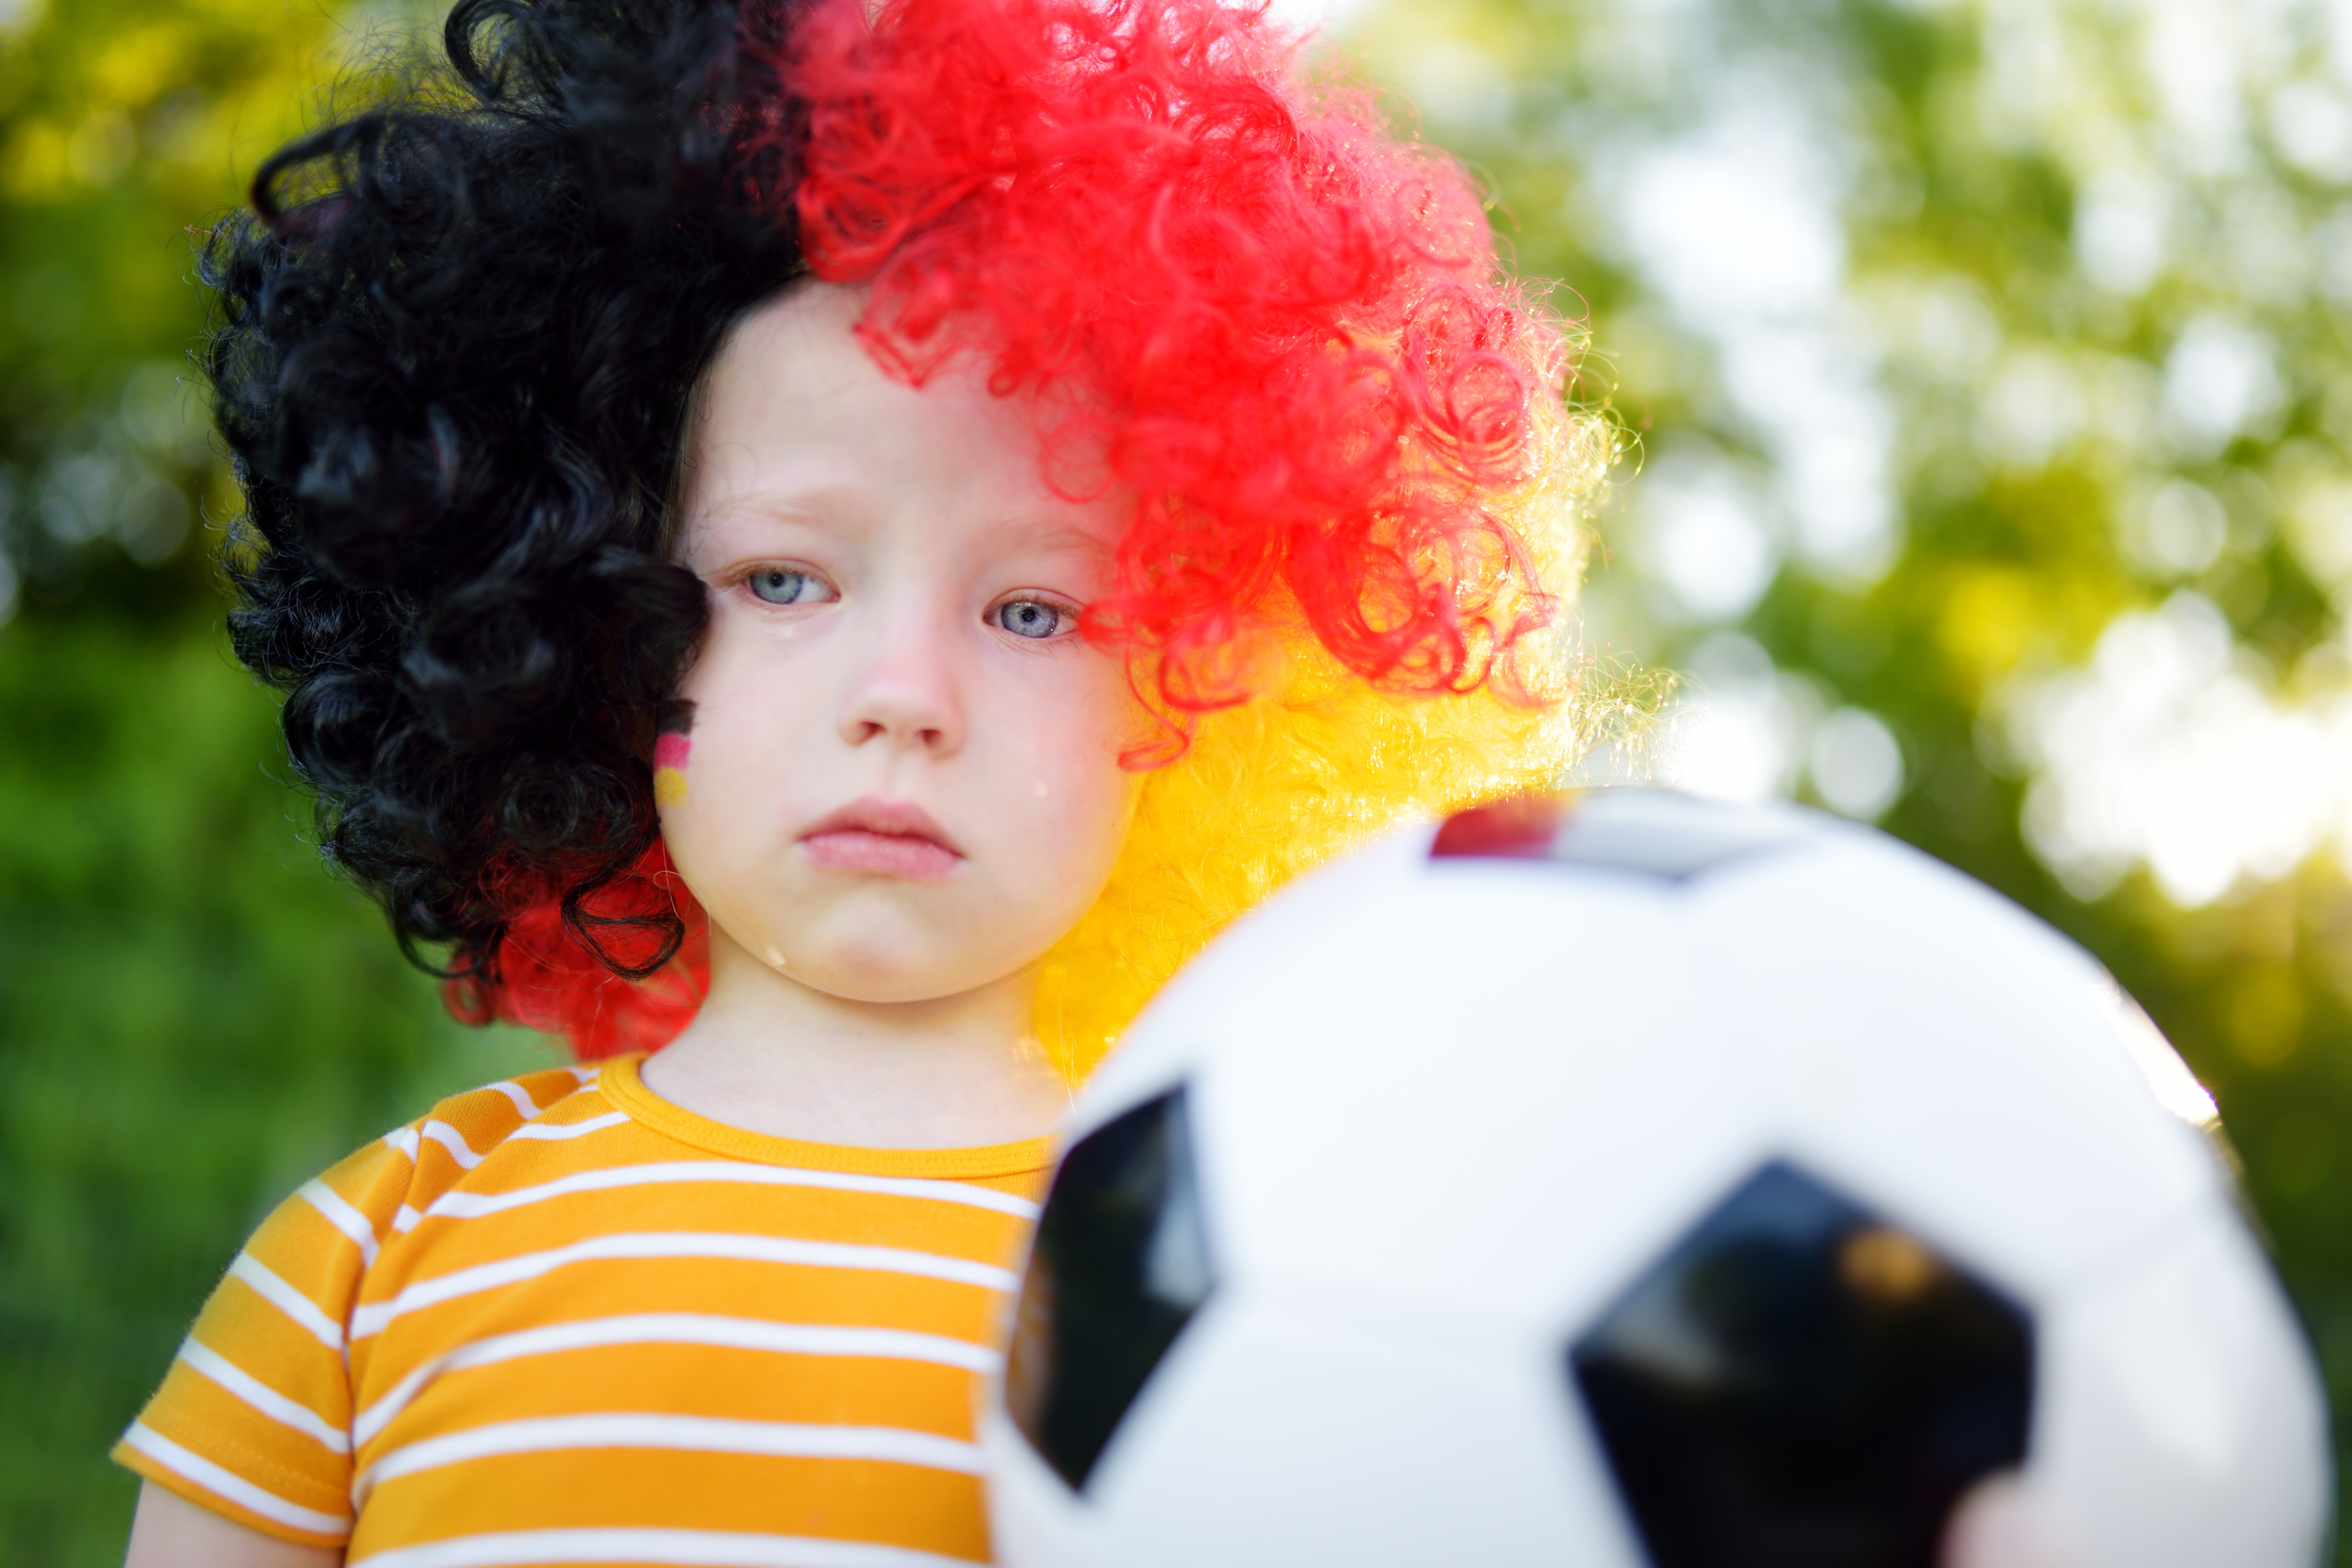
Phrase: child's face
[{"left": 663, "top": 283, "right": 1141, "bottom": 1006}]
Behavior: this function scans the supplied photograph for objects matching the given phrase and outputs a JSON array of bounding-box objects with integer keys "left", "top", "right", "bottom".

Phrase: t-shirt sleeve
[{"left": 112, "top": 1132, "right": 416, "bottom": 1548}]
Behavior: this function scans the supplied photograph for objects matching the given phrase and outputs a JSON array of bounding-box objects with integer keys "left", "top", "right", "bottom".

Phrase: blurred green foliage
[
  {"left": 8, "top": 0, "right": 2352, "bottom": 1558},
  {"left": 0, "top": 582, "right": 557, "bottom": 1561},
  {"left": 0, "top": 3, "right": 554, "bottom": 1559}
]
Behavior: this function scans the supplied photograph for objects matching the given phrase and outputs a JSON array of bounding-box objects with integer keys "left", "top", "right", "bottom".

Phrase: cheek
[
  {"left": 661, "top": 630, "right": 823, "bottom": 835},
  {"left": 999, "top": 659, "right": 1142, "bottom": 882}
]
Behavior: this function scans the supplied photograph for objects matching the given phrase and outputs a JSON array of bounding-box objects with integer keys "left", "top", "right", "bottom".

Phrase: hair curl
[
  {"left": 209, "top": 0, "right": 802, "bottom": 1024},
  {"left": 783, "top": 0, "right": 1565, "bottom": 740},
  {"left": 211, "top": 0, "right": 1604, "bottom": 1063}
]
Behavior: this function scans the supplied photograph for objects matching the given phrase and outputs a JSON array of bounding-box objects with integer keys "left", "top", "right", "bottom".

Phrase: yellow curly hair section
[{"left": 1032, "top": 394, "right": 1625, "bottom": 1083}]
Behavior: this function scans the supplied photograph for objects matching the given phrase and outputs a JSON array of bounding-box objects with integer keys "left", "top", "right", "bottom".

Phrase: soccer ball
[{"left": 983, "top": 789, "right": 2330, "bottom": 1568}]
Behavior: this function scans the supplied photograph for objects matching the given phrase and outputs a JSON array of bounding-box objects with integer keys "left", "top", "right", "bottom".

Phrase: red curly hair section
[
  {"left": 477, "top": 0, "right": 1579, "bottom": 1059},
  {"left": 448, "top": 843, "right": 708, "bottom": 1061},
  {"left": 781, "top": 0, "right": 1566, "bottom": 737}
]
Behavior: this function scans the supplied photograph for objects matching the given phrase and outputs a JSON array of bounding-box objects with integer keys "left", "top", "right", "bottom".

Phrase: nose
[{"left": 836, "top": 600, "right": 967, "bottom": 757}]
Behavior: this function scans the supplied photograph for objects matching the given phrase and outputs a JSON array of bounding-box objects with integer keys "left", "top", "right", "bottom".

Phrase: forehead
[{"left": 682, "top": 282, "right": 1117, "bottom": 549}]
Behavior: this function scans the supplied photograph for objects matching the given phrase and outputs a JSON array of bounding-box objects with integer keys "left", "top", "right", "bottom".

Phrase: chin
[{"left": 793, "top": 931, "right": 1027, "bottom": 1006}]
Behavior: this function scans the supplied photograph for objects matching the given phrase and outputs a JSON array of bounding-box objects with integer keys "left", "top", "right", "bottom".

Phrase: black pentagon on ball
[
  {"left": 1569, "top": 1161, "right": 2034, "bottom": 1568},
  {"left": 1005, "top": 1085, "right": 1215, "bottom": 1492}
]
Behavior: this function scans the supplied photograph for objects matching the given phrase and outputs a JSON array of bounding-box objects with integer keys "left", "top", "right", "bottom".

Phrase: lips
[{"left": 798, "top": 797, "right": 963, "bottom": 880}]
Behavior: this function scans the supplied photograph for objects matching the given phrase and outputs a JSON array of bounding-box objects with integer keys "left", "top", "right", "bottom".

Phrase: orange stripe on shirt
[{"left": 115, "top": 1057, "right": 1049, "bottom": 1566}]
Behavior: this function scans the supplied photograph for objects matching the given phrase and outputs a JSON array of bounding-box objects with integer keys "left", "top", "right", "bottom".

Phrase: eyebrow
[
  {"left": 684, "top": 492, "right": 1121, "bottom": 574},
  {"left": 687, "top": 490, "right": 850, "bottom": 530},
  {"left": 698, "top": 489, "right": 1116, "bottom": 545},
  {"left": 982, "top": 511, "right": 1119, "bottom": 560}
]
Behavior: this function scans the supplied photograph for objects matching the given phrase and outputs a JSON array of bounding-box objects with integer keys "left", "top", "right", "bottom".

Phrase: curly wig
[{"left": 211, "top": 0, "right": 1610, "bottom": 1076}]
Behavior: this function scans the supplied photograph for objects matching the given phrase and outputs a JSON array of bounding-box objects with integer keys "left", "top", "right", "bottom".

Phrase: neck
[{"left": 637, "top": 923, "right": 1070, "bottom": 1149}]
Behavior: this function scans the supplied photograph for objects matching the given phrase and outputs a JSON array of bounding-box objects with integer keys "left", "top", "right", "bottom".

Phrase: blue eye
[
  {"left": 993, "top": 598, "right": 1071, "bottom": 639},
  {"left": 748, "top": 568, "right": 829, "bottom": 606}
]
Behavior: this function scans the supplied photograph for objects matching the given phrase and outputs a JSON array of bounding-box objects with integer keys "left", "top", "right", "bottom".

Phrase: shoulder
[
  {"left": 109, "top": 1063, "right": 616, "bottom": 1544},
  {"left": 190, "top": 1063, "right": 622, "bottom": 1357},
  {"left": 389, "top": 1063, "right": 606, "bottom": 1165},
  {"left": 312, "top": 1063, "right": 607, "bottom": 1236}
]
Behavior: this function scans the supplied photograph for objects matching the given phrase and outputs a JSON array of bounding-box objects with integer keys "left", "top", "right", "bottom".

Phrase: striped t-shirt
[{"left": 113, "top": 1056, "right": 1050, "bottom": 1567}]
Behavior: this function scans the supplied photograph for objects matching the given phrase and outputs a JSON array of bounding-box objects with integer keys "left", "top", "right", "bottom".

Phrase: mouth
[{"left": 798, "top": 797, "right": 964, "bottom": 881}]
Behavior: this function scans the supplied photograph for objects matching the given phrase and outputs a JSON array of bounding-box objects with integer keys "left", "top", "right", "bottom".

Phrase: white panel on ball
[{"left": 988, "top": 789, "right": 2328, "bottom": 1568}]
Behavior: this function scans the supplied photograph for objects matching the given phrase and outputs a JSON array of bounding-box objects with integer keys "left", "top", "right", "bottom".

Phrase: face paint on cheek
[{"left": 653, "top": 732, "right": 691, "bottom": 808}]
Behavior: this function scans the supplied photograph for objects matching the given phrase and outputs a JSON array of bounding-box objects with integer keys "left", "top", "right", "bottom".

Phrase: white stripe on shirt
[
  {"left": 350, "top": 1526, "right": 977, "bottom": 1568},
  {"left": 356, "top": 1414, "right": 981, "bottom": 1508},
  {"left": 121, "top": 1422, "right": 350, "bottom": 1537},
  {"left": 382, "top": 1121, "right": 488, "bottom": 1168},
  {"left": 229, "top": 1253, "right": 345, "bottom": 1351},
  {"left": 479, "top": 1080, "right": 543, "bottom": 1119},
  {"left": 421, "top": 1160, "right": 1037, "bottom": 1226},
  {"left": 178, "top": 1338, "right": 350, "bottom": 1454},
  {"left": 499, "top": 1111, "right": 631, "bottom": 1146},
  {"left": 421, "top": 1121, "right": 487, "bottom": 1169},
  {"left": 348, "top": 1233, "right": 1015, "bottom": 1341},
  {"left": 299, "top": 1178, "right": 381, "bottom": 1267},
  {"left": 354, "top": 1313, "right": 998, "bottom": 1446}
]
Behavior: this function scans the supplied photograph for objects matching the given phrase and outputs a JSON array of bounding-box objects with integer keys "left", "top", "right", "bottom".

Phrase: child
[{"left": 116, "top": 0, "right": 1599, "bottom": 1563}]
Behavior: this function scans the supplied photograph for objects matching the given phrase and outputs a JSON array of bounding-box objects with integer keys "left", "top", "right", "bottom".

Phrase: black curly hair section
[{"left": 206, "top": 0, "right": 806, "bottom": 990}]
